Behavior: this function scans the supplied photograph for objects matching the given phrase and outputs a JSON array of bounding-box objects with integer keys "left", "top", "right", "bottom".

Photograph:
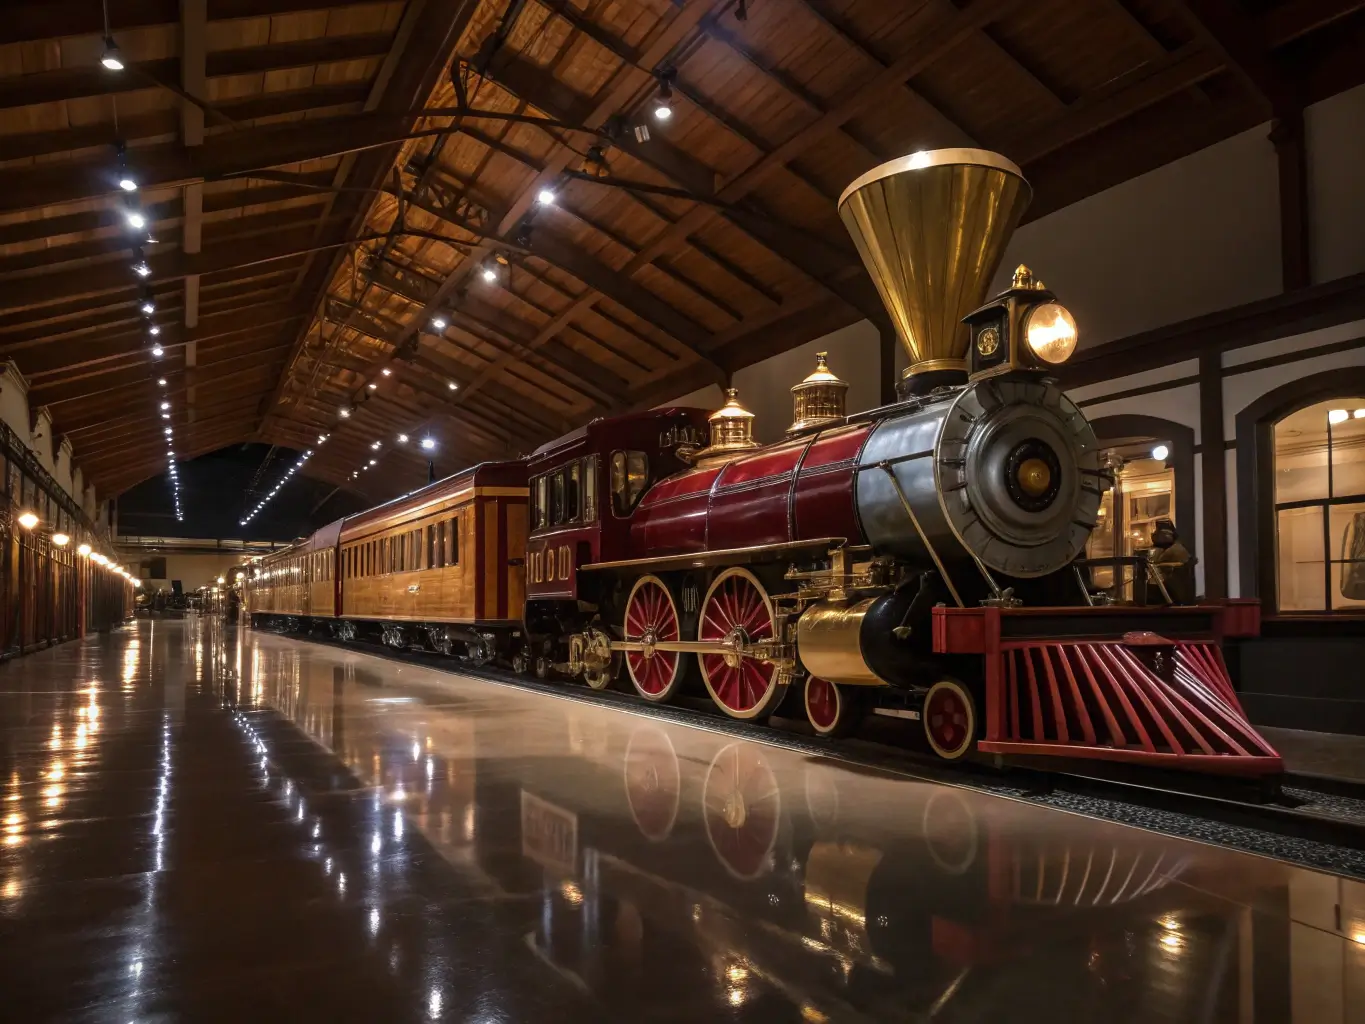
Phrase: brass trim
[
  {"left": 796, "top": 598, "right": 887, "bottom": 686},
  {"left": 902, "top": 357, "right": 968, "bottom": 378},
  {"left": 838, "top": 148, "right": 1026, "bottom": 208},
  {"left": 579, "top": 536, "right": 846, "bottom": 574}
]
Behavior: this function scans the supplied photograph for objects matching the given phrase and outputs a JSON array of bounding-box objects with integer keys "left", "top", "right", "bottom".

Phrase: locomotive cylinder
[{"left": 796, "top": 588, "right": 920, "bottom": 687}]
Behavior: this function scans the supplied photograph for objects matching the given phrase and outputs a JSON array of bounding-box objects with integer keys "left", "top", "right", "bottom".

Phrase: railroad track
[{"left": 251, "top": 624, "right": 1365, "bottom": 879}]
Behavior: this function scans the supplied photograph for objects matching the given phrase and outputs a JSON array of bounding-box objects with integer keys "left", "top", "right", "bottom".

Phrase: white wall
[
  {"left": 0, "top": 360, "right": 105, "bottom": 525},
  {"left": 995, "top": 124, "right": 1282, "bottom": 349},
  {"left": 129, "top": 551, "right": 246, "bottom": 593},
  {"left": 1307, "top": 82, "right": 1365, "bottom": 284}
]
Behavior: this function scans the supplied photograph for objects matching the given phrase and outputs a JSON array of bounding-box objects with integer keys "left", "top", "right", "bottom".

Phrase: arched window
[
  {"left": 1236, "top": 366, "right": 1365, "bottom": 615},
  {"left": 1272, "top": 398, "right": 1365, "bottom": 612},
  {"left": 1086, "top": 415, "right": 1195, "bottom": 602}
]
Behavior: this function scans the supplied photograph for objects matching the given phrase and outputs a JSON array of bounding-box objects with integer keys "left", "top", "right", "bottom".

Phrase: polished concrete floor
[{"left": 1, "top": 618, "right": 1363, "bottom": 1022}]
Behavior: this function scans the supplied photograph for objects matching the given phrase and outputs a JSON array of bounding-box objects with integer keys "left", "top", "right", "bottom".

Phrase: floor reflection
[{"left": 1, "top": 618, "right": 1363, "bottom": 1022}]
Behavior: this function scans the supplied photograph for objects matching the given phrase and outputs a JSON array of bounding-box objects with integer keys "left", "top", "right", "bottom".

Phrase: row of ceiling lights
[
  {"left": 11, "top": 510, "right": 140, "bottom": 586},
  {"left": 240, "top": 449, "right": 315, "bottom": 527},
  {"left": 160, "top": 396, "right": 183, "bottom": 521},
  {"left": 348, "top": 433, "right": 437, "bottom": 481}
]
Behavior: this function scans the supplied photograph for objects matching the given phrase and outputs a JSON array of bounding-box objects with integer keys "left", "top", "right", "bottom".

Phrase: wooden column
[
  {"left": 1270, "top": 108, "right": 1311, "bottom": 291},
  {"left": 1200, "top": 353, "right": 1228, "bottom": 598}
]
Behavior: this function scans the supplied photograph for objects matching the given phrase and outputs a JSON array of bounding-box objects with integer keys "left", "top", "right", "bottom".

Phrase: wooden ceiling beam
[
  {"left": 0, "top": 33, "right": 392, "bottom": 113},
  {"left": 0, "top": 222, "right": 338, "bottom": 314},
  {"left": 20, "top": 301, "right": 299, "bottom": 379},
  {"left": 358, "top": 259, "right": 627, "bottom": 408},
  {"left": 396, "top": 176, "right": 724, "bottom": 370},
  {"left": 1172, "top": 0, "right": 1299, "bottom": 115},
  {"left": 323, "top": 297, "right": 567, "bottom": 438},
  {"left": 255, "top": 0, "right": 489, "bottom": 441},
  {"left": 480, "top": 52, "right": 884, "bottom": 323},
  {"left": 1, "top": 0, "right": 399, "bottom": 46}
]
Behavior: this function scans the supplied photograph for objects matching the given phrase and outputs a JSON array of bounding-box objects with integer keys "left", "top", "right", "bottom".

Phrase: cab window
[
  {"left": 583, "top": 455, "right": 598, "bottom": 522},
  {"left": 610, "top": 451, "right": 649, "bottom": 516},
  {"left": 532, "top": 475, "right": 548, "bottom": 530}
]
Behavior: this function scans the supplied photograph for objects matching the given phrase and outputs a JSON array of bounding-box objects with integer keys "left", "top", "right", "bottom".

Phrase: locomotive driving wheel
[
  {"left": 804, "top": 676, "right": 861, "bottom": 738},
  {"left": 697, "top": 568, "right": 786, "bottom": 720},
  {"left": 923, "top": 678, "right": 977, "bottom": 760},
  {"left": 623, "top": 575, "right": 686, "bottom": 702}
]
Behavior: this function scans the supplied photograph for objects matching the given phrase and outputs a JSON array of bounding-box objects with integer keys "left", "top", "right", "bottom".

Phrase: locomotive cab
[{"left": 522, "top": 408, "right": 709, "bottom": 680}]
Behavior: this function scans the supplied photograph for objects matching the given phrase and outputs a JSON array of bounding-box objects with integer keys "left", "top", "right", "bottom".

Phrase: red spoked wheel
[
  {"left": 703, "top": 743, "right": 781, "bottom": 880},
  {"left": 623, "top": 575, "right": 685, "bottom": 702},
  {"left": 923, "top": 678, "right": 977, "bottom": 761},
  {"left": 698, "top": 568, "right": 786, "bottom": 720},
  {"left": 804, "top": 676, "right": 861, "bottom": 738}
]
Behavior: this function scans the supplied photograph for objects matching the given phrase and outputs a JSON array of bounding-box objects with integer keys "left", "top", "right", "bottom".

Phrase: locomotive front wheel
[
  {"left": 804, "top": 676, "right": 860, "bottom": 738},
  {"left": 923, "top": 678, "right": 977, "bottom": 760},
  {"left": 697, "top": 568, "right": 786, "bottom": 720},
  {"left": 623, "top": 575, "right": 685, "bottom": 702}
]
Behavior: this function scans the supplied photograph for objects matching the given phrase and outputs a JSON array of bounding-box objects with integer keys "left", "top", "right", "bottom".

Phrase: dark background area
[{"left": 115, "top": 443, "right": 370, "bottom": 541}]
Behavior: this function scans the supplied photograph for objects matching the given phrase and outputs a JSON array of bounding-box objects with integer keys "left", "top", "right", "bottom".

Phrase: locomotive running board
[{"left": 578, "top": 537, "right": 847, "bottom": 574}]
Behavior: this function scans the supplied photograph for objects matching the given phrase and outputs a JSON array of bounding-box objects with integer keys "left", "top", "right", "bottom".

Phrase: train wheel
[
  {"left": 698, "top": 568, "right": 786, "bottom": 720},
  {"left": 623, "top": 575, "right": 685, "bottom": 702},
  {"left": 923, "top": 678, "right": 977, "bottom": 760},
  {"left": 804, "top": 676, "right": 860, "bottom": 738}
]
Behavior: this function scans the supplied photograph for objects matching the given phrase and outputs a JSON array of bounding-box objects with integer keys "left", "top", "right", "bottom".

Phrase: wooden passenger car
[
  {"left": 338, "top": 461, "right": 527, "bottom": 626},
  {"left": 247, "top": 519, "right": 341, "bottom": 619}
]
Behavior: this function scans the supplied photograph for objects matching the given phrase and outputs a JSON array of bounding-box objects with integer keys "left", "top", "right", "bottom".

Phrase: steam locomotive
[{"left": 248, "top": 149, "right": 1281, "bottom": 778}]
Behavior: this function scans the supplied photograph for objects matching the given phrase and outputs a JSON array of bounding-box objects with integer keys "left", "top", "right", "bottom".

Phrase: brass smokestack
[{"left": 838, "top": 149, "right": 1031, "bottom": 385}]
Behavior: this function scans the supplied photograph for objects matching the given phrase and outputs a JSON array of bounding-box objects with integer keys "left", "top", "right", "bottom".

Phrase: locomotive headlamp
[
  {"left": 963, "top": 265, "right": 1078, "bottom": 380},
  {"left": 1025, "top": 302, "right": 1078, "bottom": 364}
]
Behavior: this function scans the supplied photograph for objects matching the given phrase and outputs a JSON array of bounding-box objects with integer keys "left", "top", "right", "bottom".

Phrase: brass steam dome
[
  {"left": 787, "top": 351, "right": 848, "bottom": 435},
  {"left": 692, "top": 388, "right": 759, "bottom": 466}
]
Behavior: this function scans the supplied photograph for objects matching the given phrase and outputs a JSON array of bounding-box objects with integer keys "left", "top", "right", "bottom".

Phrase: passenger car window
[
  {"left": 610, "top": 451, "right": 650, "bottom": 516},
  {"left": 550, "top": 471, "right": 566, "bottom": 525}
]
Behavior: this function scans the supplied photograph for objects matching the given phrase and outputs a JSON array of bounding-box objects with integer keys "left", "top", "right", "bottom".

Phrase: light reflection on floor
[{"left": 0, "top": 616, "right": 1362, "bottom": 1022}]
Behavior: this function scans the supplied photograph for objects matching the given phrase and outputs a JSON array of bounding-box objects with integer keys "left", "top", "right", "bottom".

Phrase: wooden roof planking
[{"left": 0, "top": 0, "right": 1362, "bottom": 505}]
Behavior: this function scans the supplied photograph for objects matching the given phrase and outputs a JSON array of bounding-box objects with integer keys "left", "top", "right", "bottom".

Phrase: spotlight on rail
[
  {"left": 125, "top": 209, "right": 146, "bottom": 230},
  {"left": 17, "top": 511, "right": 38, "bottom": 530},
  {"left": 52, "top": 532, "right": 70, "bottom": 547},
  {"left": 151, "top": 344, "right": 164, "bottom": 357},
  {"left": 536, "top": 187, "right": 556, "bottom": 206},
  {"left": 141, "top": 299, "right": 155, "bottom": 315},
  {"left": 397, "top": 434, "right": 408, "bottom": 443},
  {"left": 447, "top": 381, "right": 458, "bottom": 390},
  {"left": 339, "top": 407, "right": 351, "bottom": 418},
  {"left": 101, "top": 38, "right": 125, "bottom": 71},
  {"left": 1151, "top": 444, "right": 1170, "bottom": 462},
  {"left": 157, "top": 377, "right": 166, "bottom": 385},
  {"left": 1329, "top": 409, "right": 1349, "bottom": 425},
  {"left": 132, "top": 260, "right": 151, "bottom": 278},
  {"left": 430, "top": 316, "right": 447, "bottom": 332},
  {"left": 420, "top": 437, "right": 436, "bottom": 451},
  {"left": 148, "top": 325, "right": 160, "bottom": 336}
]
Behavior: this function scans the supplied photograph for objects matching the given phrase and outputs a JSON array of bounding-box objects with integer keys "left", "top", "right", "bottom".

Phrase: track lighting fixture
[
  {"left": 536, "top": 187, "right": 556, "bottom": 206},
  {"left": 125, "top": 208, "right": 146, "bottom": 230},
  {"left": 148, "top": 325, "right": 160, "bottom": 336},
  {"left": 430, "top": 315, "right": 447, "bottom": 332},
  {"left": 581, "top": 143, "right": 611, "bottom": 179},
  {"left": 101, "top": 37, "right": 125, "bottom": 71},
  {"left": 653, "top": 69, "right": 676, "bottom": 121},
  {"left": 151, "top": 344, "right": 164, "bottom": 357},
  {"left": 141, "top": 298, "right": 155, "bottom": 315},
  {"left": 447, "top": 381, "right": 458, "bottom": 390}
]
